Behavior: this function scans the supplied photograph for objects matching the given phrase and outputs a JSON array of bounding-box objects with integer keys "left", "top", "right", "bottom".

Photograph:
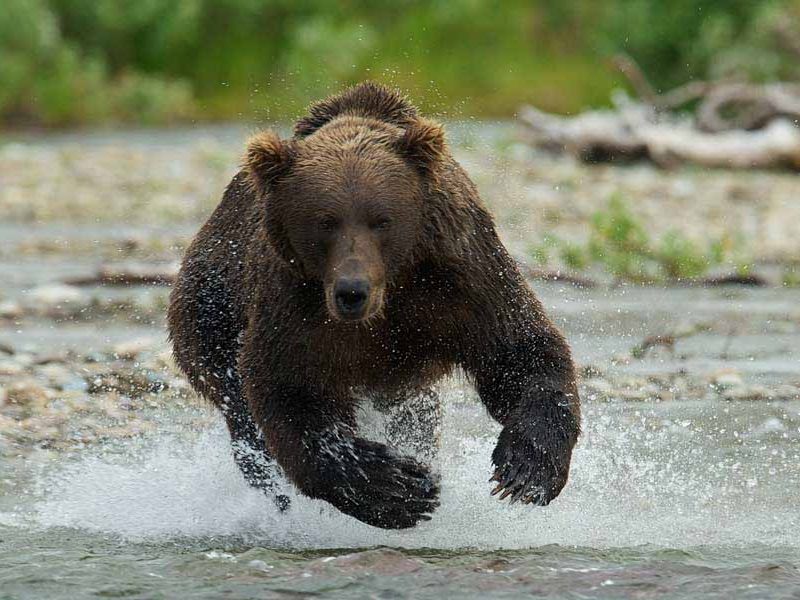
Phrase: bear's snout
[{"left": 333, "top": 278, "right": 371, "bottom": 320}]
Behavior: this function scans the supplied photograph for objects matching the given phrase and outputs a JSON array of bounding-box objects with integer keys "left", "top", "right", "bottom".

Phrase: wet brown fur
[{"left": 168, "top": 82, "right": 580, "bottom": 529}]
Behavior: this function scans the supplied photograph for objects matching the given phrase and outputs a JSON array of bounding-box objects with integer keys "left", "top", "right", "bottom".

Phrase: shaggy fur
[{"left": 168, "top": 82, "right": 581, "bottom": 529}]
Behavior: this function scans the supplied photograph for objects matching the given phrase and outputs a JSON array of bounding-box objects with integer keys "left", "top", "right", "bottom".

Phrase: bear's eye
[
  {"left": 372, "top": 218, "right": 392, "bottom": 231},
  {"left": 318, "top": 216, "right": 339, "bottom": 232}
]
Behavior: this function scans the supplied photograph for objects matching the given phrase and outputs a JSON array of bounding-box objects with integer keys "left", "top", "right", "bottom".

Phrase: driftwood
[
  {"left": 611, "top": 54, "right": 713, "bottom": 111},
  {"left": 65, "top": 263, "right": 178, "bottom": 287},
  {"left": 695, "top": 83, "right": 800, "bottom": 133},
  {"left": 516, "top": 262, "right": 598, "bottom": 288},
  {"left": 687, "top": 273, "right": 770, "bottom": 287},
  {"left": 519, "top": 54, "right": 800, "bottom": 169},
  {"left": 630, "top": 323, "right": 711, "bottom": 359},
  {"left": 519, "top": 104, "right": 800, "bottom": 169},
  {"left": 613, "top": 53, "right": 800, "bottom": 133}
]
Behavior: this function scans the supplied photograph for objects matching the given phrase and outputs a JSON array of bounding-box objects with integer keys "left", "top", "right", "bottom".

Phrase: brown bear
[{"left": 168, "top": 82, "right": 580, "bottom": 530}]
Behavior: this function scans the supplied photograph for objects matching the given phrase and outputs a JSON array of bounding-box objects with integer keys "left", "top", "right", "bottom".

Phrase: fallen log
[
  {"left": 515, "top": 261, "right": 598, "bottom": 288},
  {"left": 695, "top": 83, "right": 800, "bottom": 133},
  {"left": 65, "top": 263, "right": 178, "bottom": 287},
  {"left": 612, "top": 53, "right": 800, "bottom": 133},
  {"left": 519, "top": 104, "right": 800, "bottom": 169},
  {"left": 517, "top": 103, "right": 650, "bottom": 163},
  {"left": 630, "top": 323, "right": 711, "bottom": 359},
  {"left": 687, "top": 273, "right": 770, "bottom": 287},
  {"left": 521, "top": 52, "right": 800, "bottom": 169}
]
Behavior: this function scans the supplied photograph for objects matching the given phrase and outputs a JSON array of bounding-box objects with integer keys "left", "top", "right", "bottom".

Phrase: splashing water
[{"left": 26, "top": 387, "right": 800, "bottom": 550}]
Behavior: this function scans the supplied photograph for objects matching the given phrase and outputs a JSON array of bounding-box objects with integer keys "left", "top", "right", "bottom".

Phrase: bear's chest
[{"left": 307, "top": 309, "right": 456, "bottom": 393}]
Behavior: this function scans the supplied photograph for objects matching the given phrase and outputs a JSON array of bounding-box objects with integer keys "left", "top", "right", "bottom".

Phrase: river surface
[
  {"left": 2, "top": 284, "right": 798, "bottom": 599},
  {"left": 1, "top": 126, "right": 799, "bottom": 598}
]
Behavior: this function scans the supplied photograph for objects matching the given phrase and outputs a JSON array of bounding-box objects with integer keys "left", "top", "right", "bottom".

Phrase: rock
[
  {"left": 28, "top": 284, "right": 84, "bottom": 306},
  {"left": 247, "top": 560, "right": 272, "bottom": 572},
  {"left": 5, "top": 381, "right": 51, "bottom": 408},
  {"left": 26, "top": 284, "right": 89, "bottom": 318},
  {"left": 751, "top": 417, "right": 787, "bottom": 434},
  {"left": 33, "top": 352, "right": 70, "bottom": 365},
  {"left": 87, "top": 368, "right": 168, "bottom": 397},
  {"left": 112, "top": 337, "right": 157, "bottom": 360},
  {"left": 610, "top": 353, "right": 632, "bottom": 366},
  {"left": 619, "top": 388, "right": 649, "bottom": 401},
  {"left": 657, "top": 388, "right": 677, "bottom": 402},
  {"left": 83, "top": 351, "right": 109, "bottom": 363},
  {"left": 0, "top": 359, "right": 24, "bottom": 376},
  {"left": 0, "top": 301, "right": 23, "bottom": 319},
  {"left": 710, "top": 370, "right": 744, "bottom": 390},
  {"left": 36, "top": 363, "right": 89, "bottom": 392},
  {"left": 12, "top": 353, "right": 34, "bottom": 367},
  {"left": 723, "top": 385, "right": 769, "bottom": 401},
  {"left": 775, "top": 384, "right": 800, "bottom": 401},
  {"left": 583, "top": 378, "right": 614, "bottom": 399}
]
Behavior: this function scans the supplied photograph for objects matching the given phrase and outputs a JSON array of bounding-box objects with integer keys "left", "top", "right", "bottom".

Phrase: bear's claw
[
  {"left": 490, "top": 461, "right": 557, "bottom": 506},
  {"left": 491, "top": 469, "right": 557, "bottom": 506},
  {"left": 489, "top": 394, "right": 579, "bottom": 508},
  {"left": 490, "top": 421, "right": 573, "bottom": 507}
]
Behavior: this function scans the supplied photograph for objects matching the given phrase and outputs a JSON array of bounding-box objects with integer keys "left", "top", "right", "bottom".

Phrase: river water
[{"left": 2, "top": 285, "right": 799, "bottom": 598}]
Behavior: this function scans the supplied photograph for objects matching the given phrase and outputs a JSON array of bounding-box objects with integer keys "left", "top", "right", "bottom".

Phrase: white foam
[{"left": 29, "top": 391, "right": 800, "bottom": 549}]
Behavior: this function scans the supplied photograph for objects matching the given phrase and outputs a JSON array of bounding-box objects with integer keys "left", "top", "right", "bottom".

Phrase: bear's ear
[
  {"left": 396, "top": 118, "right": 446, "bottom": 174},
  {"left": 243, "top": 131, "right": 295, "bottom": 194}
]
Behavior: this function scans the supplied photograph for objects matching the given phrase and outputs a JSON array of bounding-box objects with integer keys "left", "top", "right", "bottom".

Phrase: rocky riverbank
[
  {"left": 1, "top": 124, "right": 799, "bottom": 267},
  {"left": 1, "top": 329, "right": 797, "bottom": 458}
]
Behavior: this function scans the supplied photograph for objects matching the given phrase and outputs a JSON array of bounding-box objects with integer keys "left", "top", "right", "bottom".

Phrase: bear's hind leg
[{"left": 220, "top": 380, "right": 290, "bottom": 511}]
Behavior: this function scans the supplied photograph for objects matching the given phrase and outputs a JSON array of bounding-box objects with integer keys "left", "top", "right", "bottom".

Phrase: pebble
[
  {"left": 0, "top": 301, "right": 23, "bottom": 319},
  {"left": 584, "top": 378, "right": 614, "bottom": 398},
  {"left": 36, "top": 363, "right": 89, "bottom": 392},
  {"left": 5, "top": 381, "right": 51, "bottom": 408},
  {"left": 710, "top": 371, "right": 744, "bottom": 390},
  {"left": 113, "top": 337, "right": 157, "bottom": 360},
  {"left": 248, "top": 560, "right": 272, "bottom": 571},
  {"left": 723, "top": 385, "right": 770, "bottom": 401},
  {"left": 0, "top": 331, "right": 797, "bottom": 459},
  {"left": 0, "top": 360, "right": 24, "bottom": 376},
  {"left": 28, "top": 284, "right": 85, "bottom": 307}
]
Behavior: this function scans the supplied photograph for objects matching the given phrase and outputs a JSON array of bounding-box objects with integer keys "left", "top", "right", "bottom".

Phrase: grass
[
  {"left": 526, "top": 195, "right": 751, "bottom": 283},
  {"left": 783, "top": 265, "right": 800, "bottom": 287}
]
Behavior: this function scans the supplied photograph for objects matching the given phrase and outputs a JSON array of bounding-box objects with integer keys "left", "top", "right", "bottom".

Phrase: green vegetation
[
  {"left": 2, "top": 0, "right": 799, "bottom": 126},
  {"left": 783, "top": 265, "right": 800, "bottom": 287},
  {"left": 527, "top": 195, "right": 751, "bottom": 283}
]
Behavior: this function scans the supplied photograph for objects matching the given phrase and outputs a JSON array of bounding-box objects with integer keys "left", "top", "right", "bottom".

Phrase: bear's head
[{"left": 243, "top": 83, "right": 446, "bottom": 323}]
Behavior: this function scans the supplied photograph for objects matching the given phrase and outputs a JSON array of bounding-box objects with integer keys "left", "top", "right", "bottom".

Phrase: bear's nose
[{"left": 334, "top": 278, "right": 370, "bottom": 318}]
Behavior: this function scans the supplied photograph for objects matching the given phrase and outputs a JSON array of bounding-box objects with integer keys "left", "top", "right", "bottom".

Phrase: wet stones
[
  {"left": 0, "top": 337, "right": 207, "bottom": 456},
  {"left": 580, "top": 369, "right": 800, "bottom": 403},
  {"left": 0, "top": 301, "right": 23, "bottom": 319},
  {"left": 86, "top": 368, "right": 168, "bottom": 397}
]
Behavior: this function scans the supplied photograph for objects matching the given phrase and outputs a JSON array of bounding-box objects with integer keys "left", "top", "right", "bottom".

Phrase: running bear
[{"left": 168, "top": 82, "right": 580, "bottom": 529}]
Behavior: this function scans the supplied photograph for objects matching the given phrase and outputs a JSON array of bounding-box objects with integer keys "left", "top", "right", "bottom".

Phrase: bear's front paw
[
  {"left": 318, "top": 436, "right": 440, "bottom": 529},
  {"left": 489, "top": 400, "right": 578, "bottom": 506}
]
